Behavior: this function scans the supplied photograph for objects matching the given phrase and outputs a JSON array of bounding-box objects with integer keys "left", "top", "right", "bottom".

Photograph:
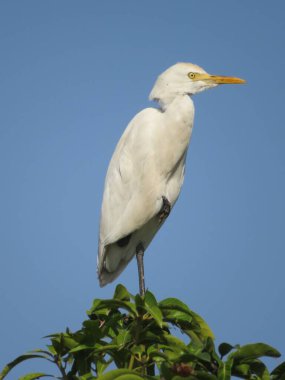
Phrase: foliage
[{"left": 1, "top": 284, "right": 284, "bottom": 380}]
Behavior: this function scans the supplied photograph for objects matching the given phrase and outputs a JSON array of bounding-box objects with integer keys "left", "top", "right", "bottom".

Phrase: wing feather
[{"left": 98, "top": 108, "right": 163, "bottom": 277}]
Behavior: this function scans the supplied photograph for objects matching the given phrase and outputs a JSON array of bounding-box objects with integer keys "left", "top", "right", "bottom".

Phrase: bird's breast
[
  {"left": 156, "top": 98, "right": 194, "bottom": 175},
  {"left": 150, "top": 97, "right": 194, "bottom": 205}
]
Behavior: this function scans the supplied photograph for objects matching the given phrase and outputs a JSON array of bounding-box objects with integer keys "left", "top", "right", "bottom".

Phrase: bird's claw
[{"left": 158, "top": 196, "right": 171, "bottom": 223}]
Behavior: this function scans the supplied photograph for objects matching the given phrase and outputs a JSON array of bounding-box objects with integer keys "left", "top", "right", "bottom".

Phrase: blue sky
[{"left": 1, "top": 1, "right": 285, "bottom": 377}]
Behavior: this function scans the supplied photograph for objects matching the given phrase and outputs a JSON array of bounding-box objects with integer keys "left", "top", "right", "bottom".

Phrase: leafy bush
[{"left": 1, "top": 284, "right": 284, "bottom": 380}]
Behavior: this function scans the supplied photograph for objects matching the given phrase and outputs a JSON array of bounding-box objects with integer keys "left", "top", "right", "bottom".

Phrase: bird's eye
[{"left": 188, "top": 72, "right": 196, "bottom": 79}]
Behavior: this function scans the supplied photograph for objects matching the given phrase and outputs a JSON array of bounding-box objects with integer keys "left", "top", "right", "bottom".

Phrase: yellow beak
[
  {"left": 208, "top": 74, "right": 246, "bottom": 84},
  {"left": 196, "top": 73, "right": 246, "bottom": 84}
]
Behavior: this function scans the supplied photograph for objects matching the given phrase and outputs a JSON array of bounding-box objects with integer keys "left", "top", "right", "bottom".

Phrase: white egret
[{"left": 97, "top": 62, "right": 245, "bottom": 295}]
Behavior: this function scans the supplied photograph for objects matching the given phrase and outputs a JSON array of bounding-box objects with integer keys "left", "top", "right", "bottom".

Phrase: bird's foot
[{"left": 158, "top": 196, "right": 171, "bottom": 224}]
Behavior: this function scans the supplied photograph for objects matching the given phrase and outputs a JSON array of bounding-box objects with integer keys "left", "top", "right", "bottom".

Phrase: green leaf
[
  {"left": 195, "top": 371, "right": 218, "bottom": 380},
  {"left": 96, "top": 358, "right": 112, "bottom": 377},
  {"left": 271, "top": 361, "right": 285, "bottom": 379},
  {"left": 232, "top": 363, "right": 250, "bottom": 377},
  {"left": 148, "top": 350, "right": 169, "bottom": 362},
  {"left": 82, "top": 319, "right": 103, "bottom": 342},
  {"left": 218, "top": 343, "right": 235, "bottom": 358},
  {"left": 88, "top": 299, "right": 138, "bottom": 317},
  {"left": 0, "top": 354, "right": 52, "bottom": 380},
  {"left": 130, "top": 344, "right": 146, "bottom": 362},
  {"left": 163, "top": 308, "right": 192, "bottom": 324},
  {"left": 144, "top": 290, "right": 163, "bottom": 327},
  {"left": 46, "top": 345, "right": 57, "bottom": 355},
  {"left": 87, "top": 299, "right": 110, "bottom": 317},
  {"left": 115, "top": 329, "right": 132, "bottom": 347},
  {"left": 179, "top": 350, "right": 212, "bottom": 365},
  {"left": 159, "top": 297, "right": 214, "bottom": 340},
  {"left": 69, "top": 343, "right": 118, "bottom": 354},
  {"left": 79, "top": 374, "right": 97, "bottom": 380},
  {"left": 43, "top": 332, "right": 61, "bottom": 339},
  {"left": 69, "top": 344, "right": 96, "bottom": 353},
  {"left": 190, "top": 310, "right": 215, "bottom": 340},
  {"left": 97, "top": 368, "right": 145, "bottom": 379},
  {"left": 159, "top": 297, "right": 191, "bottom": 314},
  {"left": 113, "top": 284, "right": 131, "bottom": 301},
  {"left": 160, "top": 361, "right": 173, "bottom": 380},
  {"left": 19, "top": 374, "right": 54, "bottom": 380},
  {"left": 134, "top": 294, "right": 144, "bottom": 309},
  {"left": 144, "top": 290, "right": 158, "bottom": 306},
  {"left": 249, "top": 360, "right": 270, "bottom": 380},
  {"left": 184, "top": 329, "right": 204, "bottom": 345},
  {"left": 95, "top": 344, "right": 120, "bottom": 353},
  {"left": 115, "top": 376, "right": 146, "bottom": 380},
  {"left": 163, "top": 334, "right": 188, "bottom": 355},
  {"left": 232, "top": 343, "right": 281, "bottom": 361},
  {"left": 217, "top": 357, "right": 233, "bottom": 380},
  {"left": 28, "top": 349, "right": 54, "bottom": 358},
  {"left": 61, "top": 334, "right": 79, "bottom": 350},
  {"left": 159, "top": 298, "right": 193, "bottom": 328},
  {"left": 139, "top": 329, "right": 166, "bottom": 344}
]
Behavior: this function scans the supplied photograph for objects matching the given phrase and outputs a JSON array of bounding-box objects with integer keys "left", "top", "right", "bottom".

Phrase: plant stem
[
  {"left": 128, "top": 354, "right": 135, "bottom": 370},
  {"left": 54, "top": 356, "right": 67, "bottom": 379}
]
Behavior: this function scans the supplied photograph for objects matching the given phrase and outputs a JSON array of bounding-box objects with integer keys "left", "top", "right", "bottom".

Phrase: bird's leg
[
  {"left": 136, "top": 243, "right": 145, "bottom": 297},
  {"left": 158, "top": 196, "right": 171, "bottom": 223}
]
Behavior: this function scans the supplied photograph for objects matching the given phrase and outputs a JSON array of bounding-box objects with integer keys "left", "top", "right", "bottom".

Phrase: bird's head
[{"left": 149, "top": 62, "right": 245, "bottom": 108}]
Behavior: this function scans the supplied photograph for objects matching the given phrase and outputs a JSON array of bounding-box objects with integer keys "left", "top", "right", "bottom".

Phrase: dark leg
[
  {"left": 158, "top": 196, "right": 171, "bottom": 223},
  {"left": 136, "top": 243, "right": 145, "bottom": 297}
]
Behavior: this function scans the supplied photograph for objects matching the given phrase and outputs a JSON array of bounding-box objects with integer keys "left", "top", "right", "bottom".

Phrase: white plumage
[{"left": 97, "top": 62, "right": 245, "bottom": 289}]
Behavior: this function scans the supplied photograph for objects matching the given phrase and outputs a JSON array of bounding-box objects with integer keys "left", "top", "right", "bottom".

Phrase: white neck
[{"left": 162, "top": 94, "right": 194, "bottom": 121}]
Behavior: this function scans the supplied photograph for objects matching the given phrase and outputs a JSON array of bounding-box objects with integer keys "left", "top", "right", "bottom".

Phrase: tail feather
[
  {"left": 98, "top": 258, "right": 130, "bottom": 287},
  {"left": 97, "top": 240, "right": 135, "bottom": 287}
]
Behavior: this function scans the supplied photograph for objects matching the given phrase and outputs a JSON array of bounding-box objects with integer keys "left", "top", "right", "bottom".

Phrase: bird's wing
[{"left": 99, "top": 107, "right": 163, "bottom": 246}]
